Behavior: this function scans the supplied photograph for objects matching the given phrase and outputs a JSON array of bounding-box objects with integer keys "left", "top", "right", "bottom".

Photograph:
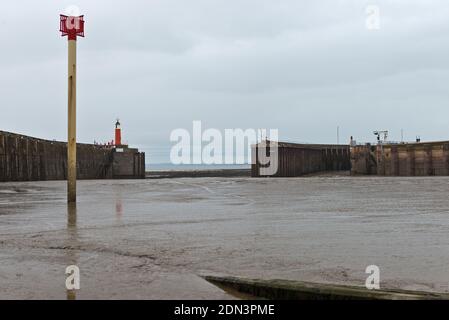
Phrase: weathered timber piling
[
  {"left": 251, "top": 141, "right": 350, "bottom": 177},
  {"left": 0, "top": 131, "right": 145, "bottom": 182}
]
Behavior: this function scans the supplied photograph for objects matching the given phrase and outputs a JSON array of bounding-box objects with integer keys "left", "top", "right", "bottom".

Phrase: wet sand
[
  {"left": 0, "top": 176, "right": 449, "bottom": 299},
  {"left": 146, "top": 169, "right": 250, "bottom": 179}
]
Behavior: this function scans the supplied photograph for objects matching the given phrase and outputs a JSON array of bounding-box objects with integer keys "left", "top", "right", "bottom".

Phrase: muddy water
[{"left": 0, "top": 176, "right": 448, "bottom": 299}]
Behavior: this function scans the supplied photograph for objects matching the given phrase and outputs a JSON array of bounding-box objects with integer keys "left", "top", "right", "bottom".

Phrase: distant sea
[{"left": 146, "top": 163, "right": 251, "bottom": 171}]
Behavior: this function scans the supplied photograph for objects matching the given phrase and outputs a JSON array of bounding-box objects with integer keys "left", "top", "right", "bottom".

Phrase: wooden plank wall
[
  {"left": 252, "top": 142, "right": 350, "bottom": 177},
  {"left": 0, "top": 131, "right": 145, "bottom": 182}
]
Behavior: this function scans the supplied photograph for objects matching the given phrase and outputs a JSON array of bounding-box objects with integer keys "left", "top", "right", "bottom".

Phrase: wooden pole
[{"left": 67, "top": 40, "right": 77, "bottom": 203}]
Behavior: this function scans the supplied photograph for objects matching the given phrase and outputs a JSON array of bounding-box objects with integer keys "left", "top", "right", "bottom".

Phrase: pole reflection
[
  {"left": 66, "top": 203, "right": 78, "bottom": 300},
  {"left": 115, "top": 187, "right": 124, "bottom": 223}
]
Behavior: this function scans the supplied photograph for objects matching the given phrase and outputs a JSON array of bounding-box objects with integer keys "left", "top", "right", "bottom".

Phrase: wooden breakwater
[
  {"left": 0, "top": 130, "right": 145, "bottom": 182},
  {"left": 251, "top": 141, "right": 350, "bottom": 177},
  {"left": 251, "top": 139, "right": 449, "bottom": 177}
]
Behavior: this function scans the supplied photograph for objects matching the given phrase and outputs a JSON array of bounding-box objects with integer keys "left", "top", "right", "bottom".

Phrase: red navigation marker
[{"left": 60, "top": 15, "right": 85, "bottom": 40}]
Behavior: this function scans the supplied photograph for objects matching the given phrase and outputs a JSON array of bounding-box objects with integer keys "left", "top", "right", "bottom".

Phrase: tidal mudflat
[{"left": 0, "top": 176, "right": 448, "bottom": 299}]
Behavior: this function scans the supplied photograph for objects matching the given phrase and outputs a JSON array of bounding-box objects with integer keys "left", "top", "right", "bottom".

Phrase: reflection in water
[
  {"left": 66, "top": 289, "right": 76, "bottom": 300},
  {"left": 115, "top": 187, "right": 124, "bottom": 223},
  {"left": 116, "top": 198, "right": 123, "bottom": 221},
  {"left": 67, "top": 203, "right": 77, "bottom": 228},
  {"left": 66, "top": 203, "right": 78, "bottom": 300}
]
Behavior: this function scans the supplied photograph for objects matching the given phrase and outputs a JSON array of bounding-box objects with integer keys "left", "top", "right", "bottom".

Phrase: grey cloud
[{"left": 1, "top": 0, "right": 448, "bottom": 163}]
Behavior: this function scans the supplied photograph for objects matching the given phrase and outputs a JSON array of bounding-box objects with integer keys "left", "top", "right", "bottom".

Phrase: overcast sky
[{"left": 1, "top": 0, "right": 448, "bottom": 163}]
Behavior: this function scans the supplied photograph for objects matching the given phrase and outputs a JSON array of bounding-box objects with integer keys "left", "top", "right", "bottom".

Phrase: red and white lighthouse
[{"left": 115, "top": 119, "right": 122, "bottom": 146}]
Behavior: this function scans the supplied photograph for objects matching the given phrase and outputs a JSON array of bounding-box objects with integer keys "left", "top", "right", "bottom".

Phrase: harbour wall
[
  {"left": 0, "top": 130, "right": 145, "bottom": 182},
  {"left": 351, "top": 141, "right": 449, "bottom": 176},
  {"left": 251, "top": 141, "right": 350, "bottom": 177},
  {"left": 350, "top": 144, "right": 378, "bottom": 175}
]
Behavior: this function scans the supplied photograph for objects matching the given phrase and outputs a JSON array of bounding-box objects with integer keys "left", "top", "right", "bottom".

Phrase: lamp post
[{"left": 60, "top": 14, "right": 85, "bottom": 203}]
